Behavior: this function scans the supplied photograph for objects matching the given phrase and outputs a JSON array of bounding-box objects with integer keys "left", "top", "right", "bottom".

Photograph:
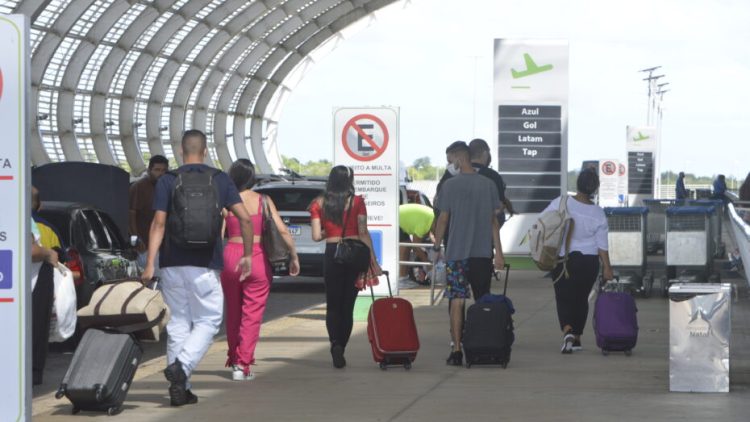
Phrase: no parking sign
[
  {"left": 334, "top": 108, "right": 399, "bottom": 296},
  {"left": 341, "top": 114, "right": 389, "bottom": 162}
]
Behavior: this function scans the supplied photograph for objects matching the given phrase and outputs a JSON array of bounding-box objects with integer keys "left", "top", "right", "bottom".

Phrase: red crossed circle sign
[
  {"left": 341, "top": 114, "right": 389, "bottom": 162},
  {"left": 601, "top": 160, "right": 617, "bottom": 176},
  {"left": 618, "top": 163, "right": 626, "bottom": 176}
]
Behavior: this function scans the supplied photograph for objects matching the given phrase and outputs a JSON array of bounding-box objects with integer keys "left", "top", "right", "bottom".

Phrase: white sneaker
[
  {"left": 231, "top": 365, "right": 255, "bottom": 381},
  {"left": 232, "top": 365, "right": 245, "bottom": 381},
  {"left": 561, "top": 334, "right": 574, "bottom": 354}
]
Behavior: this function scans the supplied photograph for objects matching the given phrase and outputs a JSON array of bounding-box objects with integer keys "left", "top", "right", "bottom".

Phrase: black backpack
[{"left": 167, "top": 168, "right": 222, "bottom": 250}]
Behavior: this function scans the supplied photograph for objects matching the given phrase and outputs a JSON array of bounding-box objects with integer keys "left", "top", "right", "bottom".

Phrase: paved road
[
  {"left": 35, "top": 270, "right": 750, "bottom": 421},
  {"left": 33, "top": 276, "right": 325, "bottom": 398}
]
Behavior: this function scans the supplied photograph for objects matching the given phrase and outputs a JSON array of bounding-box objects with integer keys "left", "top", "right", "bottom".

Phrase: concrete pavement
[
  {"left": 32, "top": 277, "right": 327, "bottom": 399},
  {"left": 34, "top": 270, "right": 750, "bottom": 421}
]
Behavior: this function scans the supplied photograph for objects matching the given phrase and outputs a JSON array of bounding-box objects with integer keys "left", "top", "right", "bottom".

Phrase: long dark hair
[
  {"left": 228, "top": 159, "right": 256, "bottom": 192},
  {"left": 323, "top": 165, "right": 354, "bottom": 224}
]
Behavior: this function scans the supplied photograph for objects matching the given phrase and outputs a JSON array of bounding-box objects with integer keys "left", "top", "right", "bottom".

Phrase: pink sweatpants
[{"left": 221, "top": 242, "right": 272, "bottom": 367}]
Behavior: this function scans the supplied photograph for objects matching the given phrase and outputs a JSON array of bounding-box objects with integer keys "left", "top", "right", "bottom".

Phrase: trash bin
[{"left": 669, "top": 283, "right": 731, "bottom": 392}]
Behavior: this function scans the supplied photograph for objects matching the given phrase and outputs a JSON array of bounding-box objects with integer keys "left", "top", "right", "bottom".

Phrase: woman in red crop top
[
  {"left": 309, "top": 166, "right": 382, "bottom": 368},
  {"left": 221, "top": 159, "right": 300, "bottom": 381}
]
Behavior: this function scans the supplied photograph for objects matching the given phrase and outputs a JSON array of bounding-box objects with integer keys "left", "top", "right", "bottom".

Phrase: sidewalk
[{"left": 34, "top": 270, "right": 750, "bottom": 421}]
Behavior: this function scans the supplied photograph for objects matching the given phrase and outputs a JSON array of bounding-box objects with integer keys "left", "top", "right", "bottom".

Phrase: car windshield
[{"left": 261, "top": 188, "right": 322, "bottom": 212}]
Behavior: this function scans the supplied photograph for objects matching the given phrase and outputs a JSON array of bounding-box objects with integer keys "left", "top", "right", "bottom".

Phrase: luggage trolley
[
  {"left": 604, "top": 207, "right": 653, "bottom": 296},
  {"left": 643, "top": 199, "right": 679, "bottom": 254},
  {"left": 687, "top": 199, "right": 725, "bottom": 258},
  {"left": 661, "top": 206, "right": 718, "bottom": 295}
]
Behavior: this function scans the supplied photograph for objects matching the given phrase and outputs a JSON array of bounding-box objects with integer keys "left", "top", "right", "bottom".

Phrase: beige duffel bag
[{"left": 77, "top": 279, "right": 170, "bottom": 342}]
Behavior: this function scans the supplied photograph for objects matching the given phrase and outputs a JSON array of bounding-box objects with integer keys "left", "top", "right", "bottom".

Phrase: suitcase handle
[
  {"left": 493, "top": 264, "right": 511, "bottom": 296},
  {"left": 598, "top": 276, "right": 621, "bottom": 293},
  {"left": 370, "top": 270, "right": 392, "bottom": 300},
  {"left": 101, "top": 277, "right": 160, "bottom": 288}
]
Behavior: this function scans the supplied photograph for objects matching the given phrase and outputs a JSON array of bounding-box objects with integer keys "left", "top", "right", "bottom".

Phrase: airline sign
[
  {"left": 493, "top": 39, "right": 568, "bottom": 254},
  {"left": 626, "top": 126, "right": 657, "bottom": 152}
]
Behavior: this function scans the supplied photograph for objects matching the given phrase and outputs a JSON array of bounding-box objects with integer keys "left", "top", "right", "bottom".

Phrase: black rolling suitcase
[
  {"left": 55, "top": 329, "right": 142, "bottom": 416},
  {"left": 462, "top": 264, "right": 514, "bottom": 368}
]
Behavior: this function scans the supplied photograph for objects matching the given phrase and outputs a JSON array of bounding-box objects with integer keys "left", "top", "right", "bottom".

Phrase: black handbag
[
  {"left": 333, "top": 196, "right": 371, "bottom": 273},
  {"left": 261, "top": 195, "right": 291, "bottom": 265}
]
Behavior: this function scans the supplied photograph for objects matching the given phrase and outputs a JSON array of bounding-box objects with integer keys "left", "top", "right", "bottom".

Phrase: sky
[{"left": 275, "top": 0, "right": 750, "bottom": 179}]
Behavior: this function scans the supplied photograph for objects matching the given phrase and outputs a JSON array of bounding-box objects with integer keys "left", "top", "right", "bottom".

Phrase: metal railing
[
  {"left": 726, "top": 193, "right": 750, "bottom": 286},
  {"left": 398, "top": 242, "right": 445, "bottom": 306}
]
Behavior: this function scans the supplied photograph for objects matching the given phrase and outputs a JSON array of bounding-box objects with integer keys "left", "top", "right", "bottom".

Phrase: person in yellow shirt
[
  {"left": 30, "top": 186, "right": 60, "bottom": 385},
  {"left": 31, "top": 186, "right": 62, "bottom": 249}
]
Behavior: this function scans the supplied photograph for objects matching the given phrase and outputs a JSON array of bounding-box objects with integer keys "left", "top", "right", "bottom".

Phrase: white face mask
[{"left": 447, "top": 162, "right": 460, "bottom": 176}]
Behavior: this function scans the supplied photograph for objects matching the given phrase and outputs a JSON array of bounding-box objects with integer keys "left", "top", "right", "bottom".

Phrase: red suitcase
[{"left": 367, "top": 271, "right": 420, "bottom": 370}]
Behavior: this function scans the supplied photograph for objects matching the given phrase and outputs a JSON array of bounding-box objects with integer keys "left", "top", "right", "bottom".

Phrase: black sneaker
[
  {"left": 331, "top": 345, "right": 346, "bottom": 369},
  {"left": 164, "top": 359, "right": 188, "bottom": 406},
  {"left": 185, "top": 389, "right": 198, "bottom": 405},
  {"left": 446, "top": 350, "right": 463, "bottom": 366}
]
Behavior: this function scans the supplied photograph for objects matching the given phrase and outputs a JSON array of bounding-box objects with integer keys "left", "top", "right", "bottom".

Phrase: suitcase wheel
[
  {"left": 602, "top": 349, "right": 610, "bottom": 356},
  {"left": 72, "top": 407, "right": 80, "bottom": 415},
  {"left": 403, "top": 362, "right": 412, "bottom": 371},
  {"left": 379, "top": 361, "right": 388, "bottom": 371},
  {"left": 55, "top": 387, "right": 65, "bottom": 400},
  {"left": 107, "top": 406, "right": 121, "bottom": 416},
  {"left": 501, "top": 362, "right": 508, "bottom": 369},
  {"left": 624, "top": 349, "right": 633, "bottom": 357},
  {"left": 465, "top": 363, "right": 472, "bottom": 369}
]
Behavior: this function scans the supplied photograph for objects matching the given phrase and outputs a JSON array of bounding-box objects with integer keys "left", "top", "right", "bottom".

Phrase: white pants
[{"left": 160, "top": 266, "right": 223, "bottom": 382}]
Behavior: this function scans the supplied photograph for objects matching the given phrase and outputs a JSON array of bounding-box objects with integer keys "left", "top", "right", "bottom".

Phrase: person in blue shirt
[
  {"left": 141, "top": 130, "right": 255, "bottom": 407},
  {"left": 675, "top": 172, "right": 687, "bottom": 200}
]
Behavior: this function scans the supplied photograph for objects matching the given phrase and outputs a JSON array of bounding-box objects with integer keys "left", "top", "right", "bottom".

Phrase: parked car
[
  {"left": 36, "top": 201, "right": 139, "bottom": 309},
  {"left": 254, "top": 181, "right": 326, "bottom": 276},
  {"left": 406, "top": 189, "right": 432, "bottom": 207}
]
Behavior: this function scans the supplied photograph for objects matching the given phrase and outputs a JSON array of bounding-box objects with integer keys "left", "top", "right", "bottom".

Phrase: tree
[
  {"left": 407, "top": 157, "right": 443, "bottom": 181},
  {"left": 281, "top": 156, "right": 332, "bottom": 176}
]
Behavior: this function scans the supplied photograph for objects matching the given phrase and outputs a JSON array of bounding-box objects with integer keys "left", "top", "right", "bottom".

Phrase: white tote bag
[{"left": 49, "top": 265, "right": 77, "bottom": 343}]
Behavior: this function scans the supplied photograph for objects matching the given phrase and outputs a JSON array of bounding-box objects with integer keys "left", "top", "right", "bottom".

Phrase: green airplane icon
[
  {"left": 511, "top": 53, "right": 554, "bottom": 79},
  {"left": 633, "top": 132, "right": 650, "bottom": 141}
]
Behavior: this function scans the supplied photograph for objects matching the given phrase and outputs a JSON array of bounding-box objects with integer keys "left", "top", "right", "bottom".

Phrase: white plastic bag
[{"left": 49, "top": 265, "right": 77, "bottom": 343}]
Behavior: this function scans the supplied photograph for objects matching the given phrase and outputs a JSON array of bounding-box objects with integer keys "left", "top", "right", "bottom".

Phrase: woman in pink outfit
[{"left": 221, "top": 159, "right": 300, "bottom": 380}]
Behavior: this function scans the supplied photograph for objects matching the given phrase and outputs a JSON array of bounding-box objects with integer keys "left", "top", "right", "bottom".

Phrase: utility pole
[
  {"left": 639, "top": 66, "right": 669, "bottom": 196},
  {"left": 639, "top": 66, "right": 662, "bottom": 124}
]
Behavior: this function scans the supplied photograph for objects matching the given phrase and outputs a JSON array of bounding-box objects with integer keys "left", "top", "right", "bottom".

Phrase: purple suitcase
[{"left": 593, "top": 291, "right": 638, "bottom": 356}]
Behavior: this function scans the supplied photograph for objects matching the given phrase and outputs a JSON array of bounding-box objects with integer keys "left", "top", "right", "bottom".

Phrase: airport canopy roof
[{"left": 1, "top": 0, "right": 397, "bottom": 174}]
